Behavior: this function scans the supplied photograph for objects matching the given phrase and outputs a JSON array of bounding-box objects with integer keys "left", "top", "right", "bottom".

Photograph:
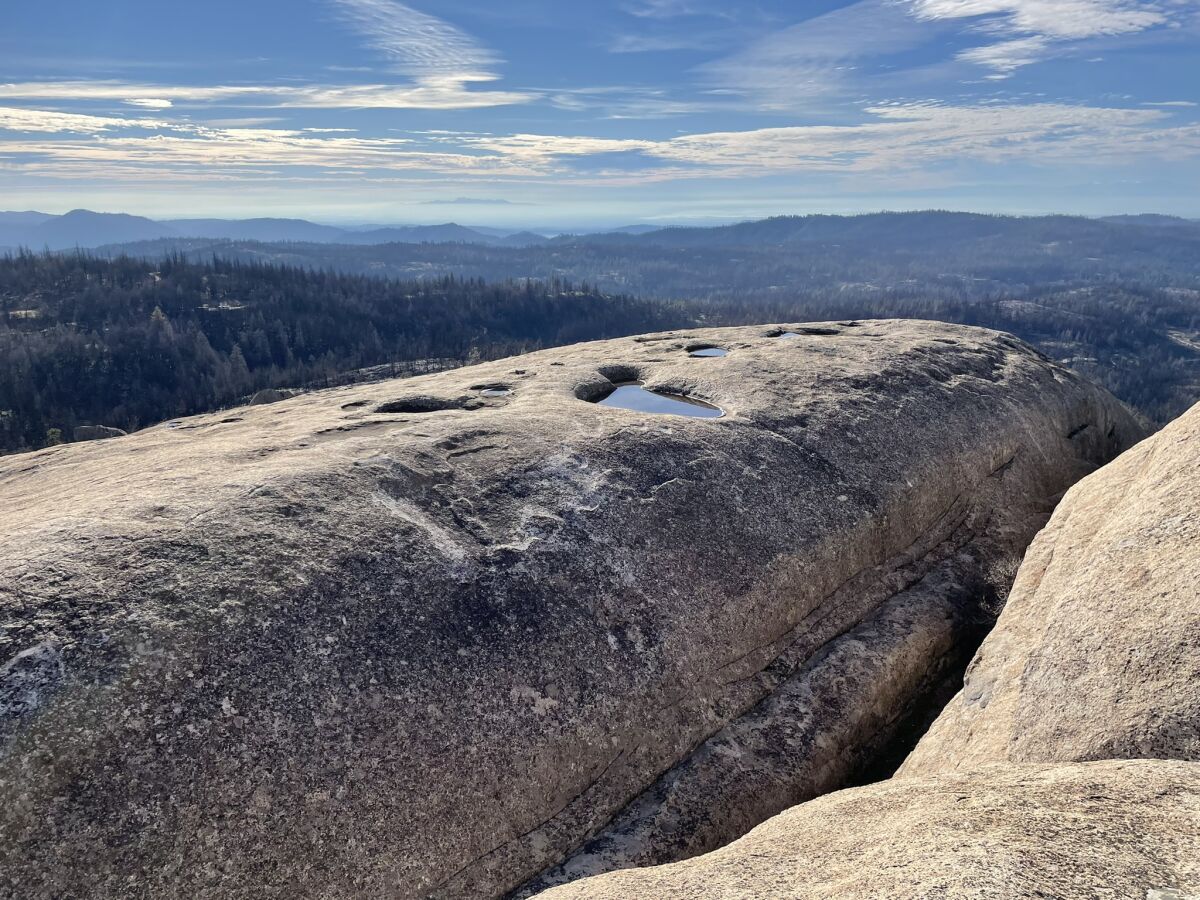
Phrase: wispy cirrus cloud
[
  {"left": 327, "top": 0, "right": 499, "bottom": 78},
  {"left": 0, "top": 2, "right": 532, "bottom": 113},
  {"left": 464, "top": 102, "right": 1200, "bottom": 175},
  {"left": 701, "top": 0, "right": 944, "bottom": 110},
  {"left": 905, "top": 0, "right": 1179, "bottom": 74},
  {"left": 0, "top": 78, "right": 534, "bottom": 110}
]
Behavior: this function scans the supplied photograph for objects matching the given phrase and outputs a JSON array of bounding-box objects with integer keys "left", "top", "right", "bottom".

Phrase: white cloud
[
  {"left": 327, "top": 0, "right": 498, "bottom": 78},
  {"left": 0, "top": 106, "right": 175, "bottom": 134},
  {"left": 0, "top": 2, "right": 532, "bottom": 114},
  {"left": 463, "top": 102, "right": 1200, "bottom": 177},
  {"left": 957, "top": 35, "right": 1050, "bottom": 71},
  {"left": 0, "top": 78, "right": 534, "bottom": 111},
  {"left": 3, "top": 102, "right": 1198, "bottom": 188},
  {"left": 906, "top": 0, "right": 1176, "bottom": 71},
  {"left": 907, "top": 0, "right": 1168, "bottom": 39}
]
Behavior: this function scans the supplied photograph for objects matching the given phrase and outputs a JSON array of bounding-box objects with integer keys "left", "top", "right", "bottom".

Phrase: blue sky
[{"left": 1, "top": 0, "right": 1198, "bottom": 226}]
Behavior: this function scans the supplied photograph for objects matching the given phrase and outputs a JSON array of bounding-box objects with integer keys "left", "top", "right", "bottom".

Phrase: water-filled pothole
[
  {"left": 689, "top": 347, "right": 729, "bottom": 358},
  {"left": 770, "top": 327, "right": 842, "bottom": 339},
  {"left": 480, "top": 388, "right": 512, "bottom": 398},
  {"left": 596, "top": 382, "right": 724, "bottom": 418}
]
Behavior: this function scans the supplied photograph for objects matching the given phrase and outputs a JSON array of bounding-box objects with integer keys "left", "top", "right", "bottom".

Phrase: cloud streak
[{"left": 0, "top": 78, "right": 534, "bottom": 110}]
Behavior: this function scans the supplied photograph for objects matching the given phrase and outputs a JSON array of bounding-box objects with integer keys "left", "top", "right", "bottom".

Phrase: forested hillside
[
  {"left": 101, "top": 212, "right": 1200, "bottom": 426},
  {"left": 5, "top": 211, "right": 1200, "bottom": 456},
  {"left": 0, "top": 252, "right": 685, "bottom": 454}
]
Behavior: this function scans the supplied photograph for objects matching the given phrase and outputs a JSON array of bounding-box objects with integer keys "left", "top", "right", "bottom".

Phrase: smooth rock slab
[
  {"left": 902, "top": 400, "right": 1200, "bottom": 774},
  {"left": 534, "top": 760, "right": 1200, "bottom": 900},
  {"left": 0, "top": 321, "right": 1139, "bottom": 899}
]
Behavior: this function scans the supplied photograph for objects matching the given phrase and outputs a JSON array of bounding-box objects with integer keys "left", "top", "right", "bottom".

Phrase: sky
[{"left": 1, "top": 0, "right": 1198, "bottom": 226}]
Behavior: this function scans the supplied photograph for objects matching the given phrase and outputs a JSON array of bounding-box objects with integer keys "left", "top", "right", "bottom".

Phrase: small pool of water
[
  {"left": 689, "top": 347, "right": 729, "bottom": 358},
  {"left": 597, "top": 382, "right": 724, "bottom": 418},
  {"left": 480, "top": 388, "right": 512, "bottom": 397},
  {"left": 775, "top": 331, "right": 802, "bottom": 339}
]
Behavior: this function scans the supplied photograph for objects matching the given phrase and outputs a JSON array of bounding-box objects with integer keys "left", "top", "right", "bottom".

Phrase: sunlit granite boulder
[{"left": 0, "top": 321, "right": 1140, "bottom": 898}]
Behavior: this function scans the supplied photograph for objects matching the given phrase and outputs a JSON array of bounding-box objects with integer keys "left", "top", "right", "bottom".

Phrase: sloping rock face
[
  {"left": 538, "top": 397, "right": 1200, "bottom": 900},
  {"left": 535, "top": 760, "right": 1200, "bottom": 900},
  {"left": 0, "top": 321, "right": 1139, "bottom": 899},
  {"left": 901, "top": 401, "right": 1200, "bottom": 773}
]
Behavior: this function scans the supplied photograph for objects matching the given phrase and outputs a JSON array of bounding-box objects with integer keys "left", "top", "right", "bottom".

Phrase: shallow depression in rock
[
  {"left": 689, "top": 347, "right": 729, "bottom": 358},
  {"left": 596, "top": 382, "right": 724, "bottom": 418}
]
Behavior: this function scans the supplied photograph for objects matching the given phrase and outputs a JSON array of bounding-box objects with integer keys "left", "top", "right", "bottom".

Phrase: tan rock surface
[
  {"left": 0, "top": 321, "right": 1139, "bottom": 898},
  {"left": 534, "top": 760, "right": 1200, "bottom": 900},
  {"left": 902, "top": 400, "right": 1200, "bottom": 774}
]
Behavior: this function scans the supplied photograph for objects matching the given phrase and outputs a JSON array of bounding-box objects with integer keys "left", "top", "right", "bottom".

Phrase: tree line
[{"left": 0, "top": 251, "right": 687, "bottom": 454}]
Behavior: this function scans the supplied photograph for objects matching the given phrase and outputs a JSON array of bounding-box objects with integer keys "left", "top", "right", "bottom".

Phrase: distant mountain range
[
  {"left": 6, "top": 208, "right": 1196, "bottom": 255},
  {"left": 0, "top": 209, "right": 661, "bottom": 251}
]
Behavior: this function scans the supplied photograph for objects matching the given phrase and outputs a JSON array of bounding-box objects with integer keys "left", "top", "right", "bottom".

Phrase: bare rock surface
[
  {"left": 534, "top": 760, "right": 1200, "bottom": 900},
  {"left": 71, "top": 424, "right": 126, "bottom": 442},
  {"left": 0, "top": 321, "right": 1139, "bottom": 899},
  {"left": 902, "top": 400, "right": 1200, "bottom": 774}
]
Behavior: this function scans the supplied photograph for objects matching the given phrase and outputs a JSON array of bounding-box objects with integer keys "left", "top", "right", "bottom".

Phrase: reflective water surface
[
  {"left": 597, "top": 382, "right": 724, "bottom": 418},
  {"left": 689, "top": 347, "right": 729, "bottom": 357}
]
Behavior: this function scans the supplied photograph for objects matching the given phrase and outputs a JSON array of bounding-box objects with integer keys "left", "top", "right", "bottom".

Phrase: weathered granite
[
  {"left": 0, "top": 321, "right": 1140, "bottom": 898},
  {"left": 902, "top": 400, "right": 1200, "bottom": 774},
  {"left": 72, "top": 424, "right": 126, "bottom": 442},
  {"left": 534, "top": 760, "right": 1200, "bottom": 900}
]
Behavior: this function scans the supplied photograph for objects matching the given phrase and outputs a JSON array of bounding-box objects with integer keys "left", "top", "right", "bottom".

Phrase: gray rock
[
  {"left": 0, "top": 321, "right": 1140, "bottom": 899},
  {"left": 901, "top": 400, "right": 1200, "bottom": 774},
  {"left": 72, "top": 424, "right": 126, "bottom": 442}
]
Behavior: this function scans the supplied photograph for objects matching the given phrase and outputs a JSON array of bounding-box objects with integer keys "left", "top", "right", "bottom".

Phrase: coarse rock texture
[
  {"left": 901, "top": 400, "right": 1200, "bottom": 774},
  {"left": 0, "top": 321, "right": 1140, "bottom": 899},
  {"left": 534, "top": 760, "right": 1200, "bottom": 900}
]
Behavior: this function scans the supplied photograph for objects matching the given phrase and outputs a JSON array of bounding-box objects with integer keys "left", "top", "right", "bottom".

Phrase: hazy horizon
[{"left": 3, "top": 206, "right": 1195, "bottom": 236}]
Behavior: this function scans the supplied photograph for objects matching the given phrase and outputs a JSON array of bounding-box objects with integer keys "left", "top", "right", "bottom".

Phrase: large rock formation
[
  {"left": 901, "top": 400, "right": 1200, "bottom": 772},
  {"left": 539, "top": 402, "right": 1200, "bottom": 900},
  {"left": 0, "top": 321, "right": 1139, "bottom": 899},
  {"left": 536, "top": 760, "right": 1200, "bottom": 900}
]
